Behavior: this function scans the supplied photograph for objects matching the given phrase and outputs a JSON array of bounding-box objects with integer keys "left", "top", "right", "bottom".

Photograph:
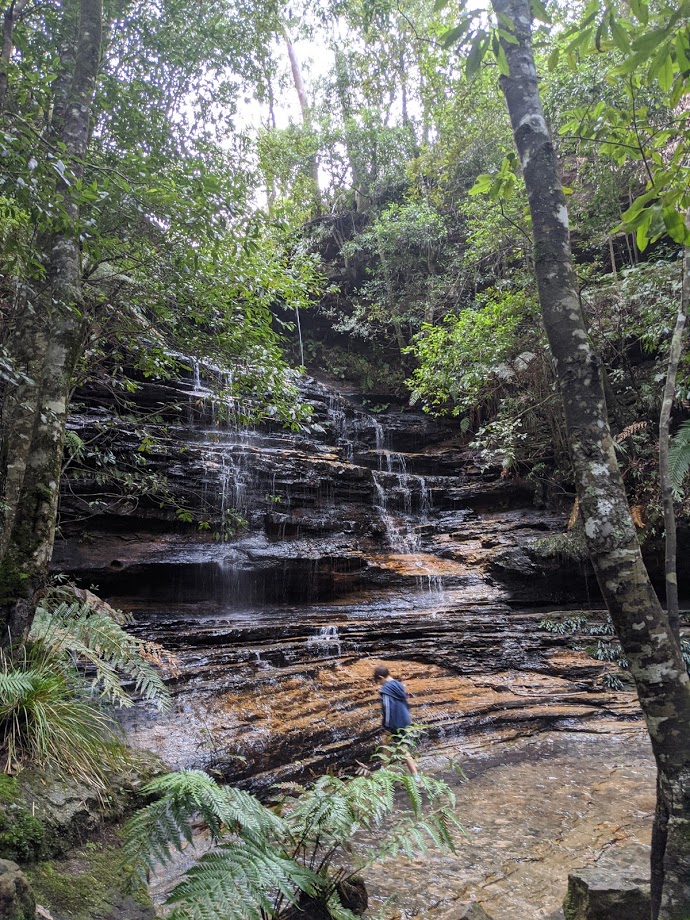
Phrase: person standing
[{"left": 373, "top": 664, "right": 419, "bottom": 779}]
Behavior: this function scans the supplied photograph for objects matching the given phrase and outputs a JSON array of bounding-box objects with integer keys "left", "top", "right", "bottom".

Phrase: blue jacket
[{"left": 379, "top": 679, "right": 412, "bottom": 731}]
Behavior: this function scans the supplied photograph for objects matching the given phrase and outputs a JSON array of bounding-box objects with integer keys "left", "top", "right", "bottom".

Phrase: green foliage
[
  {"left": 29, "top": 598, "right": 172, "bottom": 712},
  {"left": 27, "top": 841, "right": 153, "bottom": 920},
  {"left": 539, "top": 612, "right": 636, "bottom": 688},
  {"left": 0, "top": 591, "right": 172, "bottom": 790},
  {"left": 533, "top": 530, "right": 589, "bottom": 564},
  {"left": 669, "top": 420, "right": 690, "bottom": 500},
  {"left": 124, "top": 748, "right": 462, "bottom": 920},
  {"left": 0, "top": 650, "right": 128, "bottom": 789},
  {"left": 408, "top": 290, "right": 540, "bottom": 416},
  {"left": 0, "top": 804, "right": 45, "bottom": 862}
]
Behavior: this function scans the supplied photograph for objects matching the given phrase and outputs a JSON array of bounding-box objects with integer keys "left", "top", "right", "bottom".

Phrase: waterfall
[{"left": 372, "top": 470, "right": 421, "bottom": 555}]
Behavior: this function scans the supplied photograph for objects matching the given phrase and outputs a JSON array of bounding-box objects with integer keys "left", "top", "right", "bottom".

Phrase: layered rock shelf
[{"left": 52, "top": 370, "right": 644, "bottom": 791}]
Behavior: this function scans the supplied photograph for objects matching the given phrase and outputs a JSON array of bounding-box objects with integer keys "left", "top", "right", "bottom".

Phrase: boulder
[
  {"left": 0, "top": 859, "right": 35, "bottom": 920},
  {"left": 563, "top": 867, "right": 650, "bottom": 920}
]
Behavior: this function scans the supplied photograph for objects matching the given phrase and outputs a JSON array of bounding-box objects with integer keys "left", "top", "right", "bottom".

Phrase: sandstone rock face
[
  {"left": 563, "top": 867, "right": 651, "bottom": 920},
  {"left": 55, "top": 375, "right": 575, "bottom": 608},
  {"left": 54, "top": 373, "right": 643, "bottom": 787},
  {"left": 0, "top": 859, "right": 35, "bottom": 920}
]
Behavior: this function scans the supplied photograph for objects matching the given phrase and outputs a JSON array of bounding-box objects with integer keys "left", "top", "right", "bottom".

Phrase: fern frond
[
  {"left": 669, "top": 420, "right": 690, "bottom": 499},
  {"left": 325, "top": 888, "right": 360, "bottom": 920},
  {"left": 125, "top": 765, "right": 463, "bottom": 920},
  {"left": 166, "top": 840, "right": 318, "bottom": 920},
  {"left": 615, "top": 420, "right": 648, "bottom": 442},
  {"left": 30, "top": 602, "right": 172, "bottom": 712},
  {"left": 124, "top": 771, "right": 285, "bottom": 882}
]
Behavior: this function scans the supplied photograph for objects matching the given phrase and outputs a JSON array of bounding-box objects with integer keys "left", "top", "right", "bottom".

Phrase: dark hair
[{"left": 373, "top": 665, "right": 390, "bottom": 680}]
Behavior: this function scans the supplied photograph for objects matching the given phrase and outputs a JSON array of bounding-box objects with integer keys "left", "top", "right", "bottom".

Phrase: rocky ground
[{"left": 366, "top": 724, "right": 654, "bottom": 920}]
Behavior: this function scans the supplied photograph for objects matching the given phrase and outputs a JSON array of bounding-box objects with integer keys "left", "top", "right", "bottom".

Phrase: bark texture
[
  {"left": 658, "top": 212, "right": 690, "bottom": 644},
  {"left": 489, "top": 2, "right": 690, "bottom": 917},
  {"left": 0, "top": 0, "right": 101, "bottom": 641},
  {"left": 0, "top": 0, "right": 28, "bottom": 112}
]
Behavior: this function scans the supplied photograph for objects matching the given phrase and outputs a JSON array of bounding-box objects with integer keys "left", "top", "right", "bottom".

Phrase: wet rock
[
  {"left": 562, "top": 867, "right": 650, "bottom": 920},
  {"left": 0, "top": 859, "right": 35, "bottom": 920},
  {"left": 441, "top": 902, "right": 494, "bottom": 919}
]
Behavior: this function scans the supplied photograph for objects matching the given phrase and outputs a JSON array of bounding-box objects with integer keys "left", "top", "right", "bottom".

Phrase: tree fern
[
  {"left": 0, "top": 589, "right": 174, "bottom": 788},
  {"left": 124, "top": 770, "right": 285, "bottom": 882},
  {"left": 166, "top": 841, "right": 318, "bottom": 920},
  {"left": 668, "top": 419, "right": 690, "bottom": 499},
  {"left": 124, "top": 754, "right": 462, "bottom": 920}
]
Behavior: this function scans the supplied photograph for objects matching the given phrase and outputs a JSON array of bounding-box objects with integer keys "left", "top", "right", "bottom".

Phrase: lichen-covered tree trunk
[
  {"left": 0, "top": 0, "right": 101, "bottom": 642},
  {"left": 659, "top": 212, "right": 690, "bottom": 645},
  {"left": 490, "top": 1, "right": 690, "bottom": 916}
]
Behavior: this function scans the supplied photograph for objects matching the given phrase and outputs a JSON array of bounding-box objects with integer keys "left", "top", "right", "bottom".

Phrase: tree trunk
[
  {"left": 334, "top": 47, "right": 367, "bottom": 211},
  {"left": 659, "top": 211, "right": 690, "bottom": 645},
  {"left": 283, "top": 23, "right": 321, "bottom": 212},
  {"left": 0, "top": 0, "right": 28, "bottom": 112},
  {"left": 0, "top": 0, "right": 101, "bottom": 642},
  {"left": 490, "top": 2, "right": 690, "bottom": 916}
]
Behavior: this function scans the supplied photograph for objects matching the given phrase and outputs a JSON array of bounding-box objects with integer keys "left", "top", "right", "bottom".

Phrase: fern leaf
[
  {"left": 166, "top": 841, "right": 318, "bottom": 920},
  {"left": 30, "top": 602, "right": 172, "bottom": 712},
  {"left": 124, "top": 771, "right": 286, "bottom": 882},
  {"left": 669, "top": 420, "right": 690, "bottom": 499},
  {"left": 325, "top": 888, "right": 360, "bottom": 920}
]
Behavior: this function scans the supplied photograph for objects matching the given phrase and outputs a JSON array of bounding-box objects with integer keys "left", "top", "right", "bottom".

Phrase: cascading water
[
  {"left": 62, "top": 369, "right": 593, "bottom": 808},
  {"left": 307, "top": 624, "right": 342, "bottom": 657}
]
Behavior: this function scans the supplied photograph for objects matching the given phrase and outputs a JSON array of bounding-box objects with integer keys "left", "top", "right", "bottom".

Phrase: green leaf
[
  {"left": 466, "top": 31, "right": 488, "bottom": 78},
  {"left": 629, "top": 0, "right": 649, "bottom": 26},
  {"left": 495, "top": 42, "right": 510, "bottom": 76},
  {"left": 614, "top": 49, "right": 650, "bottom": 74},
  {"left": 441, "top": 18, "right": 472, "bottom": 48},
  {"left": 662, "top": 207, "right": 688, "bottom": 244},
  {"left": 676, "top": 32, "right": 690, "bottom": 72},
  {"left": 547, "top": 46, "right": 560, "bottom": 71},
  {"left": 657, "top": 53, "right": 675, "bottom": 91},
  {"left": 648, "top": 42, "right": 673, "bottom": 82},
  {"left": 497, "top": 28, "right": 519, "bottom": 45},
  {"left": 529, "top": 0, "right": 552, "bottom": 24},
  {"left": 468, "top": 174, "right": 494, "bottom": 196},
  {"left": 636, "top": 221, "right": 651, "bottom": 251},
  {"left": 632, "top": 28, "right": 668, "bottom": 58},
  {"left": 433, "top": 0, "right": 449, "bottom": 10},
  {"left": 609, "top": 14, "right": 631, "bottom": 52},
  {"left": 620, "top": 190, "right": 657, "bottom": 223}
]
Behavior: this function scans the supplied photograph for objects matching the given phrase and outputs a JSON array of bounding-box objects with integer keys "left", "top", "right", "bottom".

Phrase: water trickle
[
  {"left": 327, "top": 395, "right": 354, "bottom": 460},
  {"left": 373, "top": 472, "right": 420, "bottom": 554},
  {"left": 307, "top": 624, "right": 342, "bottom": 657}
]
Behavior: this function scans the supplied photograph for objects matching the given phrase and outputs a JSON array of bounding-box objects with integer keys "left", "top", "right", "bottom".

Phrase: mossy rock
[
  {"left": 27, "top": 840, "right": 155, "bottom": 920},
  {"left": 0, "top": 760, "right": 162, "bottom": 863},
  {"left": 0, "top": 859, "right": 35, "bottom": 920}
]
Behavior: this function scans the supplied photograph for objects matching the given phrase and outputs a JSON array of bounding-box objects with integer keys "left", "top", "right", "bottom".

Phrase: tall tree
[
  {"left": 456, "top": 0, "right": 690, "bottom": 915},
  {"left": 0, "top": 0, "right": 103, "bottom": 642}
]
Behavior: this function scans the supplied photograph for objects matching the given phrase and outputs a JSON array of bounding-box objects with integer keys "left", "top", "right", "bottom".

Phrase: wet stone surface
[{"left": 364, "top": 726, "right": 654, "bottom": 920}]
